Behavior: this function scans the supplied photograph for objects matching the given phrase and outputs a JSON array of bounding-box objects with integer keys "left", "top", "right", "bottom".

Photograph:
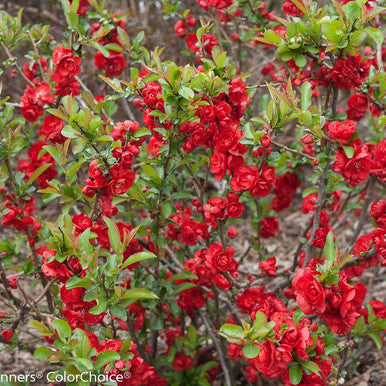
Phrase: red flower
[
  {"left": 196, "top": 104, "right": 216, "bottom": 123},
  {"left": 2, "top": 329, "right": 14, "bottom": 342},
  {"left": 328, "top": 120, "right": 356, "bottom": 145},
  {"left": 172, "top": 353, "right": 194, "bottom": 371},
  {"left": 230, "top": 165, "right": 258, "bottom": 191},
  {"left": 108, "top": 169, "right": 135, "bottom": 195},
  {"left": 228, "top": 77, "right": 250, "bottom": 104},
  {"left": 370, "top": 139, "right": 386, "bottom": 180},
  {"left": 302, "top": 193, "right": 318, "bottom": 214},
  {"left": 72, "top": 213, "right": 93, "bottom": 232},
  {"left": 60, "top": 286, "right": 85, "bottom": 304},
  {"left": 236, "top": 287, "right": 265, "bottom": 312},
  {"left": 95, "top": 51, "right": 126, "bottom": 77},
  {"left": 227, "top": 226, "right": 238, "bottom": 238},
  {"left": 206, "top": 243, "right": 235, "bottom": 273},
  {"left": 330, "top": 54, "right": 371, "bottom": 91},
  {"left": 210, "top": 149, "right": 227, "bottom": 180},
  {"left": 260, "top": 216, "right": 279, "bottom": 239},
  {"left": 52, "top": 46, "right": 81, "bottom": 78},
  {"left": 332, "top": 139, "right": 372, "bottom": 186},
  {"left": 283, "top": 0, "right": 303, "bottom": 16},
  {"left": 370, "top": 200, "right": 386, "bottom": 229},
  {"left": 21, "top": 103, "right": 43, "bottom": 122},
  {"left": 39, "top": 115, "right": 65, "bottom": 144},
  {"left": 141, "top": 82, "right": 162, "bottom": 106},
  {"left": 23, "top": 58, "right": 48, "bottom": 83},
  {"left": 292, "top": 268, "right": 326, "bottom": 315},
  {"left": 259, "top": 257, "right": 278, "bottom": 276},
  {"left": 346, "top": 93, "right": 368, "bottom": 121}
]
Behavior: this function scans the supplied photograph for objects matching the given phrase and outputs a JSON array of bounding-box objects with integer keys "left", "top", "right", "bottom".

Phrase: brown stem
[
  {"left": 126, "top": 310, "right": 149, "bottom": 361},
  {"left": 303, "top": 146, "right": 330, "bottom": 267},
  {"left": 198, "top": 309, "right": 232, "bottom": 386},
  {"left": 34, "top": 278, "right": 56, "bottom": 305},
  {"left": 1, "top": 42, "right": 35, "bottom": 87},
  {"left": 349, "top": 178, "right": 375, "bottom": 245},
  {"left": 337, "top": 333, "right": 352, "bottom": 380},
  {"left": 271, "top": 140, "right": 316, "bottom": 161},
  {"left": 27, "top": 32, "right": 48, "bottom": 83},
  {"left": 4, "top": 158, "right": 55, "bottom": 313}
]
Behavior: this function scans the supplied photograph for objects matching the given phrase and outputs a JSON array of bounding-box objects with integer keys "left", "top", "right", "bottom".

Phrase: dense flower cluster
[{"left": 0, "top": 1, "right": 385, "bottom": 386}]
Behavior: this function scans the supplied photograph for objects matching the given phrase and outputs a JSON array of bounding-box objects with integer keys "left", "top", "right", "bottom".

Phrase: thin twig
[
  {"left": 198, "top": 309, "right": 232, "bottom": 386},
  {"left": 1, "top": 42, "right": 35, "bottom": 87},
  {"left": 349, "top": 178, "right": 375, "bottom": 245},
  {"left": 303, "top": 146, "right": 330, "bottom": 267}
]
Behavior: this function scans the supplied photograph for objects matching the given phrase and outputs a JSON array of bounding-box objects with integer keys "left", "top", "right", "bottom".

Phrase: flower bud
[{"left": 260, "top": 134, "right": 271, "bottom": 148}]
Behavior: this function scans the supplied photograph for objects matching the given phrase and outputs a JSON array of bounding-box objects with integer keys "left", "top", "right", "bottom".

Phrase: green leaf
[
  {"left": 187, "top": 325, "right": 197, "bottom": 343},
  {"left": 132, "top": 31, "right": 145, "bottom": 50},
  {"left": 179, "top": 86, "right": 194, "bottom": 100},
  {"left": 173, "top": 282, "right": 197, "bottom": 294},
  {"left": 89, "top": 297, "right": 107, "bottom": 314},
  {"left": 323, "top": 231, "right": 335, "bottom": 262},
  {"left": 353, "top": 315, "right": 365, "bottom": 333},
  {"left": 141, "top": 164, "right": 161, "bottom": 184},
  {"left": 74, "top": 329, "right": 91, "bottom": 357},
  {"left": 243, "top": 344, "right": 260, "bottom": 359},
  {"left": 66, "top": 276, "right": 92, "bottom": 289},
  {"left": 365, "top": 27, "right": 384, "bottom": 45},
  {"left": 301, "top": 82, "right": 312, "bottom": 111},
  {"left": 74, "top": 358, "right": 94, "bottom": 372},
  {"left": 322, "top": 24, "right": 342, "bottom": 45},
  {"left": 219, "top": 324, "right": 244, "bottom": 338},
  {"left": 103, "top": 216, "right": 121, "bottom": 254},
  {"left": 167, "top": 270, "right": 198, "bottom": 281},
  {"left": 34, "top": 347, "right": 54, "bottom": 361},
  {"left": 53, "top": 319, "right": 72, "bottom": 341},
  {"left": 104, "top": 100, "right": 118, "bottom": 117},
  {"left": 94, "top": 350, "right": 120, "bottom": 369},
  {"left": 253, "top": 311, "right": 268, "bottom": 329},
  {"left": 300, "top": 360, "right": 320, "bottom": 375},
  {"left": 373, "top": 318, "right": 386, "bottom": 330},
  {"left": 79, "top": 228, "right": 94, "bottom": 254},
  {"left": 30, "top": 320, "right": 53, "bottom": 337},
  {"left": 368, "top": 332, "right": 383, "bottom": 350},
  {"left": 27, "top": 164, "right": 52, "bottom": 186},
  {"left": 121, "top": 251, "right": 157, "bottom": 270},
  {"left": 117, "top": 27, "right": 130, "bottom": 49},
  {"left": 342, "top": 145, "right": 354, "bottom": 158},
  {"left": 295, "top": 54, "right": 307, "bottom": 68},
  {"left": 161, "top": 202, "right": 172, "bottom": 219},
  {"left": 110, "top": 304, "right": 127, "bottom": 321},
  {"left": 263, "top": 30, "right": 282, "bottom": 45},
  {"left": 98, "top": 75, "right": 123, "bottom": 92},
  {"left": 41, "top": 145, "right": 62, "bottom": 166},
  {"left": 47, "top": 108, "right": 68, "bottom": 121},
  {"left": 122, "top": 288, "right": 159, "bottom": 299},
  {"left": 342, "top": 1, "right": 361, "bottom": 24},
  {"left": 61, "top": 125, "right": 79, "bottom": 138},
  {"left": 289, "top": 363, "right": 303, "bottom": 385}
]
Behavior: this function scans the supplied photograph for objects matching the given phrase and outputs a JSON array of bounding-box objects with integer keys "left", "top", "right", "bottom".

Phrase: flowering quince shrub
[{"left": 0, "top": 0, "right": 385, "bottom": 385}]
